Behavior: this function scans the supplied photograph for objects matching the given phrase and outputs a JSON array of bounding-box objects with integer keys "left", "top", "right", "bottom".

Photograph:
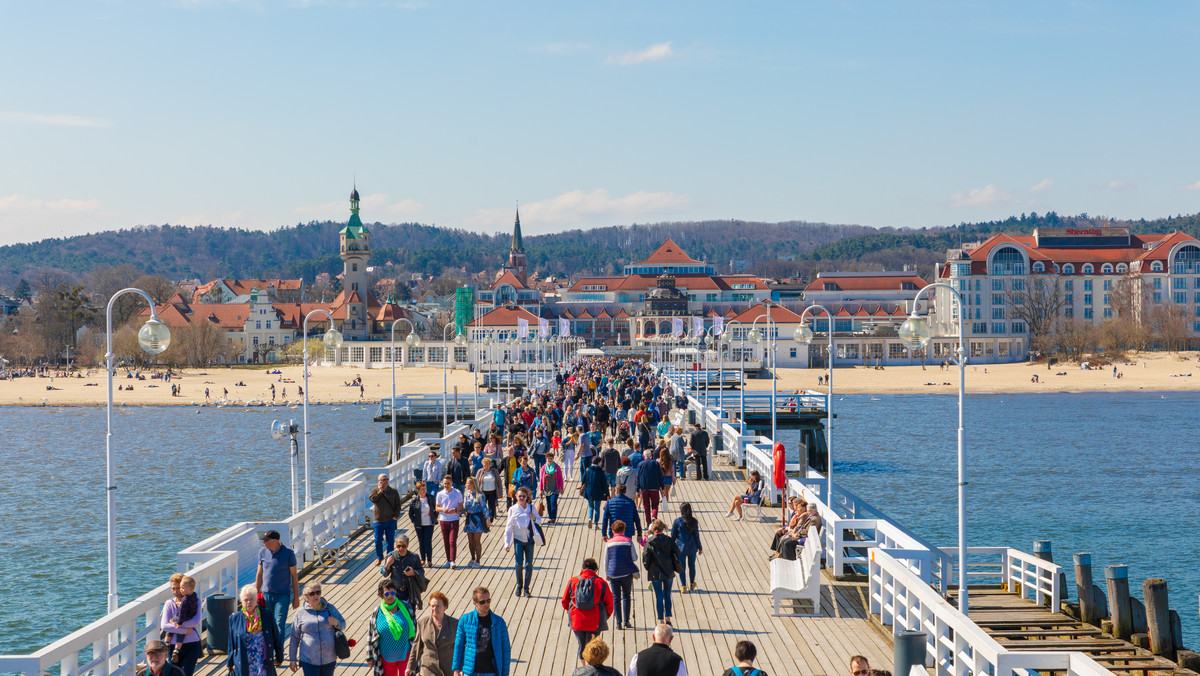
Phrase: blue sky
[{"left": 2, "top": 1, "right": 1199, "bottom": 245}]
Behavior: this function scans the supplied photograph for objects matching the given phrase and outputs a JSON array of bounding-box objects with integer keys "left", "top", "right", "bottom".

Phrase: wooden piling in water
[
  {"left": 1143, "top": 577, "right": 1175, "bottom": 661},
  {"left": 1075, "top": 553, "right": 1099, "bottom": 625},
  {"left": 1105, "top": 564, "right": 1132, "bottom": 640}
]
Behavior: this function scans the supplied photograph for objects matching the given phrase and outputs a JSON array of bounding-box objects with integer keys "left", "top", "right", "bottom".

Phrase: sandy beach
[{"left": 5, "top": 352, "right": 1200, "bottom": 407}]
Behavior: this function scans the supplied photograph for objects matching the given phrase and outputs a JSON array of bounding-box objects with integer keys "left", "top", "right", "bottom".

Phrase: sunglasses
[
  {"left": 382, "top": 591, "right": 397, "bottom": 597},
  {"left": 475, "top": 599, "right": 491, "bottom": 605},
  {"left": 306, "top": 590, "right": 322, "bottom": 596},
  {"left": 854, "top": 670, "right": 870, "bottom": 675}
]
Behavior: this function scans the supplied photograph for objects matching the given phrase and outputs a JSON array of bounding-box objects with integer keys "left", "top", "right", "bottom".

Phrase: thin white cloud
[
  {"left": 949, "top": 184, "right": 1012, "bottom": 207},
  {"left": 0, "top": 194, "right": 109, "bottom": 240},
  {"left": 1181, "top": 179, "right": 1200, "bottom": 192},
  {"left": 1029, "top": 178, "right": 1054, "bottom": 192},
  {"left": 605, "top": 42, "right": 673, "bottom": 66},
  {"left": 291, "top": 192, "right": 424, "bottom": 221},
  {"left": 1106, "top": 179, "right": 1132, "bottom": 190},
  {"left": 0, "top": 111, "right": 112, "bottom": 128},
  {"left": 467, "top": 189, "right": 689, "bottom": 232}
]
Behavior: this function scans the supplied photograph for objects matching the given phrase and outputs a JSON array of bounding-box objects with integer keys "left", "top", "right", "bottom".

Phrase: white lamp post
[
  {"left": 302, "top": 309, "right": 342, "bottom": 509},
  {"left": 749, "top": 312, "right": 778, "bottom": 442},
  {"left": 390, "top": 318, "right": 418, "bottom": 463},
  {"left": 796, "top": 304, "right": 834, "bottom": 503},
  {"left": 724, "top": 320, "right": 746, "bottom": 425},
  {"left": 507, "top": 334, "right": 519, "bottom": 400},
  {"left": 898, "top": 283, "right": 968, "bottom": 614},
  {"left": 105, "top": 288, "right": 171, "bottom": 612}
]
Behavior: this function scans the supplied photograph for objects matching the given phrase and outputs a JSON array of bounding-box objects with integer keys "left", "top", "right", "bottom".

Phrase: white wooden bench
[
  {"left": 770, "top": 526, "right": 822, "bottom": 616},
  {"left": 315, "top": 536, "right": 350, "bottom": 567}
]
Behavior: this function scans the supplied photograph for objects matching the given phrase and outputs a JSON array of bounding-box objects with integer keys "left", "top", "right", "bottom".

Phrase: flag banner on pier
[
  {"left": 559, "top": 318, "right": 570, "bottom": 336},
  {"left": 518, "top": 318, "right": 529, "bottom": 338},
  {"left": 693, "top": 316, "right": 704, "bottom": 336},
  {"left": 672, "top": 317, "right": 684, "bottom": 337},
  {"left": 714, "top": 316, "right": 724, "bottom": 335},
  {"left": 539, "top": 317, "right": 549, "bottom": 338}
]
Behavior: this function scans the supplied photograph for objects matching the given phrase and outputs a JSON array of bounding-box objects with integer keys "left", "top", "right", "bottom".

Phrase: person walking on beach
[
  {"left": 625, "top": 624, "right": 685, "bottom": 676},
  {"left": 255, "top": 530, "right": 299, "bottom": 640},
  {"left": 452, "top": 587, "right": 511, "bottom": 676},
  {"left": 407, "top": 591, "right": 456, "bottom": 676},
  {"left": 539, "top": 450, "right": 565, "bottom": 523},
  {"left": 287, "top": 582, "right": 345, "bottom": 676},
  {"left": 642, "top": 520, "right": 682, "bottom": 626},
  {"left": 434, "top": 475, "right": 462, "bottom": 569},
  {"left": 370, "top": 474, "right": 402, "bottom": 566},
  {"left": 561, "top": 558, "right": 614, "bottom": 667},
  {"left": 502, "top": 487, "right": 544, "bottom": 597},
  {"left": 671, "top": 503, "right": 703, "bottom": 592}
]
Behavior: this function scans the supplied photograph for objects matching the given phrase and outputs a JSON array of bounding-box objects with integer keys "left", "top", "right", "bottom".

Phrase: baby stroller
[{"left": 615, "top": 420, "right": 632, "bottom": 443}]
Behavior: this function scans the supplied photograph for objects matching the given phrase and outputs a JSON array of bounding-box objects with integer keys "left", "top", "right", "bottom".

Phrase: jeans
[
  {"left": 605, "top": 472, "right": 617, "bottom": 488},
  {"left": 372, "top": 519, "right": 397, "bottom": 561},
  {"left": 440, "top": 520, "right": 459, "bottom": 563},
  {"left": 425, "top": 481, "right": 439, "bottom": 502},
  {"left": 262, "top": 591, "right": 292, "bottom": 639},
  {"left": 678, "top": 551, "right": 698, "bottom": 587},
  {"left": 610, "top": 575, "right": 633, "bottom": 626},
  {"left": 674, "top": 460, "right": 685, "bottom": 479},
  {"left": 651, "top": 579, "right": 673, "bottom": 620},
  {"left": 586, "top": 498, "right": 603, "bottom": 525},
  {"left": 299, "top": 662, "right": 336, "bottom": 676},
  {"left": 416, "top": 524, "right": 435, "bottom": 564},
  {"left": 513, "top": 538, "right": 534, "bottom": 592},
  {"left": 546, "top": 492, "right": 559, "bottom": 520}
]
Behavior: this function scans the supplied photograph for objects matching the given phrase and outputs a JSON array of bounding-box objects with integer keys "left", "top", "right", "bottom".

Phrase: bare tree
[
  {"left": 132, "top": 274, "right": 179, "bottom": 304},
  {"left": 166, "top": 321, "right": 239, "bottom": 367},
  {"left": 86, "top": 264, "right": 145, "bottom": 325},
  {"left": 1005, "top": 275, "right": 1067, "bottom": 355},
  {"left": 1056, "top": 318, "right": 1096, "bottom": 363},
  {"left": 1110, "top": 273, "right": 1149, "bottom": 322},
  {"left": 1148, "top": 304, "right": 1191, "bottom": 351}
]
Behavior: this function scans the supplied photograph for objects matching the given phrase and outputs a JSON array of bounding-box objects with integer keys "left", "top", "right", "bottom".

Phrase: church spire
[
  {"left": 350, "top": 183, "right": 360, "bottom": 214},
  {"left": 511, "top": 207, "right": 523, "bottom": 252}
]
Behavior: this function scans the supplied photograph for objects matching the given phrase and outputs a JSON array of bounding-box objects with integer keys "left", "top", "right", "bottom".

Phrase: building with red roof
[{"left": 933, "top": 227, "right": 1200, "bottom": 362}]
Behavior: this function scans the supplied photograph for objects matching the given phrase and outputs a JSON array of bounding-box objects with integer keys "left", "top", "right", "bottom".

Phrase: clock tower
[{"left": 339, "top": 185, "right": 370, "bottom": 339}]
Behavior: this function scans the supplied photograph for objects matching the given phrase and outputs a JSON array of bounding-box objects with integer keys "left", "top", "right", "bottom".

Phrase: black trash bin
[{"left": 206, "top": 593, "right": 237, "bottom": 653}]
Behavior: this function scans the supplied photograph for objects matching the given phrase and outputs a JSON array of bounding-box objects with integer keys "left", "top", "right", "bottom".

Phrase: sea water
[{"left": 1, "top": 392, "right": 1198, "bottom": 655}]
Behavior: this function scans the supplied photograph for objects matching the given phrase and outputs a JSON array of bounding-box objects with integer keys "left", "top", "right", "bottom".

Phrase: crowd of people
[{"left": 136, "top": 357, "right": 850, "bottom": 676}]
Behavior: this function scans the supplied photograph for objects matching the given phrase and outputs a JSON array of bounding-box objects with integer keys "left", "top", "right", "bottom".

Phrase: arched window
[
  {"left": 990, "top": 246, "right": 1026, "bottom": 275},
  {"left": 1032, "top": 261, "right": 1045, "bottom": 273},
  {"left": 1082, "top": 263, "right": 1094, "bottom": 274},
  {"left": 1101, "top": 263, "right": 1113, "bottom": 274},
  {"left": 1173, "top": 245, "right": 1200, "bottom": 274},
  {"left": 1052, "top": 263, "right": 1060, "bottom": 273},
  {"left": 1116, "top": 263, "right": 1128, "bottom": 274},
  {"left": 1151, "top": 261, "right": 1164, "bottom": 272},
  {"left": 1062, "top": 263, "right": 1075, "bottom": 274}
]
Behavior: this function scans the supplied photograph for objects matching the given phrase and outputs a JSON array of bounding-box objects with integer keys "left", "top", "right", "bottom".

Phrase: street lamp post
[
  {"left": 443, "top": 323, "right": 467, "bottom": 430},
  {"left": 749, "top": 313, "right": 778, "bottom": 442},
  {"left": 303, "top": 310, "right": 343, "bottom": 509},
  {"left": 507, "top": 334, "right": 518, "bottom": 401},
  {"left": 795, "top": 305, "right": 834, "bottom": 503},
  {"left": 390, "top": 318, "right": 418, "bottom": 463},
  {"left": 898, "top": 283, "right": 968, "bottom": 614},
  {"left": 724, "top": 319, "right": 746, "bottom": 425},
  {"left": 105, "top": 288, "right": 171, "bottom": 612}
]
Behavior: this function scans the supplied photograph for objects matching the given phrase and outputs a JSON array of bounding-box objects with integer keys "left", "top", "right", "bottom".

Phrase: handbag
[{"left": 334, "top": 629, "right": 351, "bottom": 659}]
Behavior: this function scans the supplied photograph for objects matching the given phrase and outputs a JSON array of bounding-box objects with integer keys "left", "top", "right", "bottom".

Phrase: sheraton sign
[
  {"left": 1035, "top": 226, "right": 1131, "bottom": 248},
  {"left": 1038, "top": 227, "right": 1128, "bottom": 238}
]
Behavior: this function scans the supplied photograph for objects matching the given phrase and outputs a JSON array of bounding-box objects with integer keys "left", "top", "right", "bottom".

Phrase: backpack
[{"left": 573, "top": 576, "right": 596, "bottom": 611}]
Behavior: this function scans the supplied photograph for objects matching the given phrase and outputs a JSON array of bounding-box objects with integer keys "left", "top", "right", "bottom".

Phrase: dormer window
[
  {"left": 1063, "top": 263, "right": 1075, "bottom": 274},
  {"left": 1151, "top": 261, "right": 1164, "bottom": 272},
  {"left": 1101, "top": 263, "right": 1113, "bottom": 274},
  {"left": 1082, "top": 263, "right": 1094, "bottom": 274},
  {"left": 823, "top": 283, "right": 836, "bottom": 291},
  {"left": 1032, "top": 262, "right": 1045, "bottom": 273}
]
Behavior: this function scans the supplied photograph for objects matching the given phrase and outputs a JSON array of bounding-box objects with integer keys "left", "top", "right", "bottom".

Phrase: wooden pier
[{"left": 193, "top": 468, "right": 895, "bottom": 676}]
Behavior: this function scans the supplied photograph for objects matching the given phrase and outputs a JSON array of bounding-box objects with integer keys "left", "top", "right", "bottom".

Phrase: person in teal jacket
[{"left": 452, "top": 586, "right": 510, "bottom": 676}]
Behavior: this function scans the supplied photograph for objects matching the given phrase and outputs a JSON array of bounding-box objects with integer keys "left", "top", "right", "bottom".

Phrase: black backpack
[{"left": 573, "top": 576, "right": 596, "bottom": 611}]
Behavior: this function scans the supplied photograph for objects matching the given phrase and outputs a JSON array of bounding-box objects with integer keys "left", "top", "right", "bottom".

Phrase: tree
[
  {"left": 281, "top": 337, "right": 326, "bottom": 365},
  {"left": 1005, "top": 274, "right": 1067, "bottom": 354},
  {"left": 36, "top": 284, "right": 96, "bottom": 363},
  {"left": 86, "top": 264, "right": 145, "bottom": 325},
  {"left": 13, "top": 279, "right": 31, "bottom": 301},
  {"left": 0, "top": 315, "right": 45, "bottom": 365},
  {"left": 1148, "top": 304, "right": 1191, "bottom": 351},
  {"left": 1056, "top": 318, "right": 1096, "bottom": 362},
  {"left": 132, "top": 274, "right": 179, "bottom": 304},
  {"left": 164, "top": 321, "right": 240, "bottom": 367}
]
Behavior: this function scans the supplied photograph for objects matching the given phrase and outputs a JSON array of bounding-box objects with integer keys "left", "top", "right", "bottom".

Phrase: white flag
[
  {"left": 517, "top": 317, "right": 529, "bottom": 338},
  {"left": 559, "top": 317, "right": 570, "bottom": 336},
  {"left": 714, "top": 316, "right": 724, "bottom": 335},
  {"left": 539, "top": 317, "right": 549, "bottom": 338},
  {"left": 692, "top": 316, "right": 704, "bottom": 336},
  {"left": 672, "top": 317, "right": 684, "bottom": 337}
]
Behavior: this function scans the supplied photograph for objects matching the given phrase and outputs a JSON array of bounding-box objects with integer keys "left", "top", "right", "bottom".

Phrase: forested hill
[{"left": 2, "top": 211, "right": 1199, "bottom": 287}]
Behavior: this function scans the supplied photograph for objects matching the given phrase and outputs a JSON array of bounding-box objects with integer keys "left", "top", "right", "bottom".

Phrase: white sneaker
[
  {"left": 734, "top": 516, "right": 743, "bottom": 522},
  {"left": 449, "top": 562, "right": 457, "bottom": 569},
  {"left": 724, "top": 512, "right": 734, "bottom": 518}
]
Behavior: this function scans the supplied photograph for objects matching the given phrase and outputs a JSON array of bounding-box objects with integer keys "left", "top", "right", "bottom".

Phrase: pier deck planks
[{"left": 194, "top": 469, "right": 893, "bottom": 676}]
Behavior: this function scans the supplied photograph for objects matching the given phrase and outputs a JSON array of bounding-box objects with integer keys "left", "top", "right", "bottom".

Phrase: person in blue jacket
[
  {"left": 582, "top": 456, "right": 610, "bottom": 528},
  {"left": 452, "top": 586, "right": 511, "bottom": 676},
  {"left": 228, "top": 584, "right": 283, "bottom": 676},
  {"left": 601, "top": 483, "right": 642, "bottom": 541},
  {"left": 671, "top": 502, "right": 704, "bottom": 592}
]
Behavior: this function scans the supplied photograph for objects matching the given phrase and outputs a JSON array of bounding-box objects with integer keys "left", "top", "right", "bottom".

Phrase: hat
[
  {"left": 145, "top": 639, "right": 168, "bottom": 654},
  {"left": 261, "top": 529, "right": 281, "bottom": 542}
]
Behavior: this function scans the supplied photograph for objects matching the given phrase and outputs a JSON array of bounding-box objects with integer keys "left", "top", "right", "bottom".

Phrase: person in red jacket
[{"left": 561, "top": 557, "right": 615, "bottom": 667}]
